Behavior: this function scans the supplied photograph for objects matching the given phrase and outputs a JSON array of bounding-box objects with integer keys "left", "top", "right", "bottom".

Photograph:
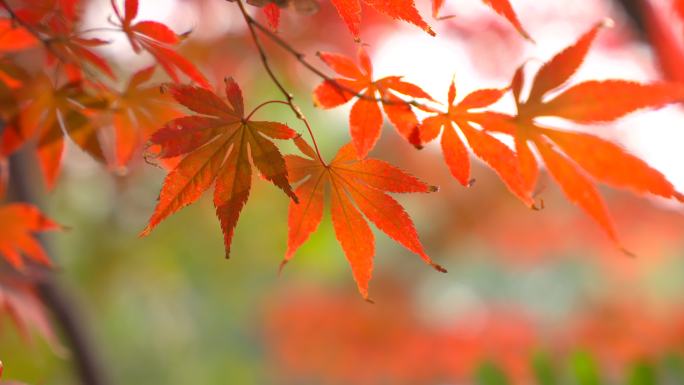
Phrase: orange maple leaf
[
  {"left": 313, "top": 48, "right": 434, "bottom": 158},
  {"left": 432, "top": 0, "right": 530, "bottom": 40},
  {"left": 283, "top": 138, "right": 445, "bottom": 300},
  {"left": 110, "top": 0, "right": 210, "bottom": 88},
  {"left": 478, "top": 21, "right": 684, "bottom": 245},
  {"left": 330, "top": 0, "right": 434, "bottom": 39},
  {"left": 141, "top": 78, "right": 298, "bottom": 257},
  {"left": 13, "top": 75, "right": 108, "bottom": 188}
]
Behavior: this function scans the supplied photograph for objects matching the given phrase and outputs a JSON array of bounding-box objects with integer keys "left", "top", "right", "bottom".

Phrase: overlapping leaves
[
  {"left": 2, "top": 75, "right": 107, "bottom": 188},
  {"left": 106, "top": 67, "right": 180, "bottom": 167},
  {"left": 421, "top": 21, "right": 684, "bottom": 245}
]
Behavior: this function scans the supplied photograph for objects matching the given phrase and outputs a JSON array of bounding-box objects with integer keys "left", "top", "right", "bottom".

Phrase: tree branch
[
  {"left": 234, "top": 2, "right": 438, "bottom": 109},
  {"left": 6, "top": 149, "right": 110, "bottom": 385}
]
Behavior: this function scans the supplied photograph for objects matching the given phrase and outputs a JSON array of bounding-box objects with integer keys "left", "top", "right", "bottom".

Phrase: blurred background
[{"left": 2, "top": 0, "right": 684, "bottom": 384}]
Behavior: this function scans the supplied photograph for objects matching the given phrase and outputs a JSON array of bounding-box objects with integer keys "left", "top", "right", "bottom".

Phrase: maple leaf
[
  {"left": 107, "top": 66, "right": 180, "bottom": 167},
  {"left": 110, "top": 0, "right": 210, "bottom": 88},
  {"left": 480, "top": 21, "right": 684, "bottom": 244},
  {"left": 420, "top": 80, "right": 534, "bottom": 206},
  {"left": 283, "top": 138, "right": 445, "bottom": 300},
  {"left": 432, "top": 0, "right": 530, "bottom": 40},
  {"left": 11, "top": 75, "right": 108, "bottom": 188},
  {"left": 313, "top": 48, "right": 434, "bottom": 158},
  {"left": 0, "top": 203, "right": 60, "bottom": 269},
  {"left": 141, "top": 78, "right": 298, "bottom": 257},
  {"left": 330, "top": 0, "right": 434, "bottom": 39}
]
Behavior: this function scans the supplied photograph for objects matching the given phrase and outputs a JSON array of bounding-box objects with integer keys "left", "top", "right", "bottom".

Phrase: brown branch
[{"left": 237, "top": 4, "right": 438, "bottom": 109}]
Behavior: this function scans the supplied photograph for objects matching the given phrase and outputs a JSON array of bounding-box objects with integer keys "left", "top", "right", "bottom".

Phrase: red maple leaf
[
  {"left": 330, "top": 0, "right": 434, "bottom": 39},
  {"left": 141, "top": 78, "right": 298, "bottom": 257},
  {"left": 0, "top": 203, "right": 61, "bottom": 269},
  {"left": 283, "top": 137, "right": 445, "bottom": 300},
  {"left": 432, "top": 0, "right": 531, "bottom": 40},
  {"left": 477, "top": 21, "right": 684, "bottom": 245},
  {"left": 313, "top": 48, "right": 434, "bottom": 158}
]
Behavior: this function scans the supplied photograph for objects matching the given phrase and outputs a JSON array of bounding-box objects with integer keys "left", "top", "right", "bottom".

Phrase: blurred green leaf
[
  {"left": 571, "top": 351, "right": 601, "bottom": 385},
  {"left": 662, "top": 354, "right": 684, "bottom": 384},
  {"left": 627, "top": 361, "right": 656, "bottom": 385},
  {"left": 532, "top": 351, "right": 557, "bottom": 385},
  {"left": 476, "top": 361, "right": 510, "bottom": 385}
]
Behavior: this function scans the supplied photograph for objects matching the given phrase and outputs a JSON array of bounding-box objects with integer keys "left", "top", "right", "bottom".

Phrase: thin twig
[
  {"left": 235, "top": 0, "right": 327, "bottom": 165},
  {"left": 239, "top": 5, "right": 439, "bottom": 109}
]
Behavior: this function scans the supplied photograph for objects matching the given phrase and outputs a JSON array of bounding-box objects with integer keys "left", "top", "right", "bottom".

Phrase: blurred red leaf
[
  {"left": 0, "top": 203, "right": 60, "bottom": 269},
  {"left": 110, "top": 0, "right": 209, "bottom": 88},
  {"left": 0, "top": 277, "right": 62, "bottom": 355},
  {"left": 107, "top": 67, "right": 180, "bottom": 167},
  {"left": 12, "top": 75, "right": 107, "bottom": 188}
]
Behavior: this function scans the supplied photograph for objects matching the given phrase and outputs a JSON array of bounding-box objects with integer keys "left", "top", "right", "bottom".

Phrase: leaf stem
[
  {"left": 245, "top": 99, "right": 291, "bottom": 121},
  {"left": 234, "top": 0, "right": 327, "bottom": 166}
]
